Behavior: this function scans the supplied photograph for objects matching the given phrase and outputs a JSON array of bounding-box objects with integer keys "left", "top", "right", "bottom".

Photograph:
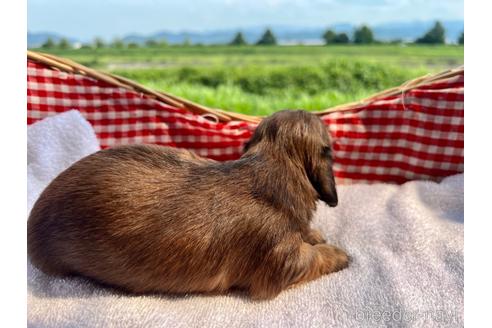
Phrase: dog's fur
[{"left": 27, "top": 110, "right": 348, "bottom": 300}]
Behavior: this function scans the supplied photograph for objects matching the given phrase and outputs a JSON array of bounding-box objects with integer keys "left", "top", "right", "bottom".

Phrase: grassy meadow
[{"left": 33, "top": 45, "right": 464, "bottom": 116}]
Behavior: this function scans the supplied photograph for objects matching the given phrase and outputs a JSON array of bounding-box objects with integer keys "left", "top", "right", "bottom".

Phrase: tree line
[
  {"left": 40, "top": 21, "right": 463, "bottom": 49},
  {"left": 232, "top": 21, "right": 463, "bottom": 46}
]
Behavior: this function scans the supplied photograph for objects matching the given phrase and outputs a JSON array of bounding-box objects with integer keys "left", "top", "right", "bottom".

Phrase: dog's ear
[{"left": 308, "top": 146, "right": 338, "bottom": 207}]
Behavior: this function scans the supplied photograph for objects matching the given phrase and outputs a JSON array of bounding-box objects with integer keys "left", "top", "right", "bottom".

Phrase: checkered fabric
[
  {"left": 322, "top": 73, "right": 464, "bottom": 184},
  {"left": 27, "top": 60, "right": 464, "bottom": 184},
  {"left": 27, "top": 61, "right": 254, "bottom": 161}
]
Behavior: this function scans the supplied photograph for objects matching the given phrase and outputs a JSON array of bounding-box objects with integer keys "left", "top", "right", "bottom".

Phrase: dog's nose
[{"left": 328, "top": 199, "right": 338, "bottom": 207}]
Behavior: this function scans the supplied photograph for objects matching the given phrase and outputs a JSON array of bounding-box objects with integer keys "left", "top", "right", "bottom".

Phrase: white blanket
[{"left": 27, "top": 111, "right": 464, "bottom": 328}]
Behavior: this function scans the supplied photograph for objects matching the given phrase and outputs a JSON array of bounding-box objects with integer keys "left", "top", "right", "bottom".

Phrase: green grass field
[{"left": 34, "top": 45, "right": 463, "bottom": 115}]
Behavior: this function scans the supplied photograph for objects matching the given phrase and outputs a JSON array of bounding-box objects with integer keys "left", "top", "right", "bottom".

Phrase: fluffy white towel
[
  {"left": 27, "top": 111, "right": 463, "bottom": 328},
  {"left": 27, "top": 110, "right": 100, "bottom": 211}
]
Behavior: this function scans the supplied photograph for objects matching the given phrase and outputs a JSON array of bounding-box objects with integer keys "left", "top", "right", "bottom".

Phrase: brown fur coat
[{"left": 27, "top": 110, "right": 348, "bottom": 299}]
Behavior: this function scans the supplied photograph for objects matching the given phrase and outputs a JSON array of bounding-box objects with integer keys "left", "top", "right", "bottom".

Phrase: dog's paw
[{"left": 316, "top": 244, "right": 349, "bottom": 273}]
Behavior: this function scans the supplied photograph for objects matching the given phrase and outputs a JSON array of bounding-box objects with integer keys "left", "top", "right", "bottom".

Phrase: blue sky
[{"left": 28, "top": 0, "right": 463, "bottom": 40}]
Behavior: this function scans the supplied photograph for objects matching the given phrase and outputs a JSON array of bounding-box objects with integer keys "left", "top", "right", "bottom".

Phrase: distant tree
[
  {"left": 80, "top": 44, "right": 92, "bottom": 49},
  {"left": 93, "top": 37, "right": 106, "bottom": 49},
  {"left": 41, "top": 37, "right": 55, "bottom": 49},
  {"left": 111, "top": 38, "right": 125, "bottom": 49},
  {"left": 353, "top": 25, "right": 374, "bottom": 44},
  {"left": 458, "top": 31, "right": 464, "bottom": 45},
  {"left": 158, "top": 39, "right": 169, "bottom": 47},
  {"left": 127, "top": 42, "right": 139, "bottom": 49},
  {"left": 256, "top": 28, "right": 277, "bottom": 45},
  {"left": 145, "top": 39, "right": 158, "bottom": 47},
  {"left": 415, "top": 21, "right": 445, "bottom": 44},
  {"left": 322, "top": 29, "right": 337, "bottom": 44},
  {"left": 58, "top": 38, "right": 70, "bottom": 49},
  {"left": 334, "top": 33, "right": 350, "bottom": 44},
  {"left": 389, "top": 38, "right": 403, "bottom": 44},
  {"left": 229, "top": 32, "right": 247, "bottom": 46}
]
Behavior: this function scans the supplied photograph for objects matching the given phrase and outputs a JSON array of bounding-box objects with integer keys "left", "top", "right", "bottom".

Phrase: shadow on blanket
[{"left": 415, "top": 175, "right": 464, "bottom": 223}]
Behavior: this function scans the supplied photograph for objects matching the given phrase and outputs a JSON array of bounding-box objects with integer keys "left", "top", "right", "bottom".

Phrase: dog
[{"left": 27, "top": 109, "right": 348, "bottom": 300}]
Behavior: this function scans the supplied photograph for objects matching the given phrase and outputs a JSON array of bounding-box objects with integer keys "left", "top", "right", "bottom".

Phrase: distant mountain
[
  {"left": 123, "top": 24, "right": 356, "bottom": 46},
  {"left": 28, "top": 32, "right": 79, "bottom": 48},
  {"left": 28, "top": 20, "right": 464, "bottom": 48},
  {"left": 372, "top": 20, "right": 464, "bottom": 43}
]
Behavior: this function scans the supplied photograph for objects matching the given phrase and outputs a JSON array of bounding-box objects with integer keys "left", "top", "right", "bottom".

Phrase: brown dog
[{"left": 27, "top": 109, "right": 348, "bottom": 300}]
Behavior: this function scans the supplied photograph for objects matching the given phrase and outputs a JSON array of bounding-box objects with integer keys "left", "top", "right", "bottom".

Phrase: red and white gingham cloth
[{"left": 27, "top": 60, "right": 464, "bottom": 184}]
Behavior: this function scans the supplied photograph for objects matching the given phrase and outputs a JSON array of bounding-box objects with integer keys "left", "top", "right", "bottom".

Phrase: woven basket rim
[{"left": 27, "top": 50, "right": 463, "bottom": 123}]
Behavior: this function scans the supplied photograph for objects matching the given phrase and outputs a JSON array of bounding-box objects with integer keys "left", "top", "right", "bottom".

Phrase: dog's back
[{"left": 27, "top": 144, "right": 285, "bottom": 294}]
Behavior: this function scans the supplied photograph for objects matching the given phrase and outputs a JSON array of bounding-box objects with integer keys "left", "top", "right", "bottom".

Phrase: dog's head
[{"left": 244, "top": 110, "right": 338, "bottom": 207}]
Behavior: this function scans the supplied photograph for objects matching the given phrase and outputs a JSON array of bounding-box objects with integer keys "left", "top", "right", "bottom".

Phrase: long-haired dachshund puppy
[{"left": 27, "top": 109, "right": 348, "bottom": 300}]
